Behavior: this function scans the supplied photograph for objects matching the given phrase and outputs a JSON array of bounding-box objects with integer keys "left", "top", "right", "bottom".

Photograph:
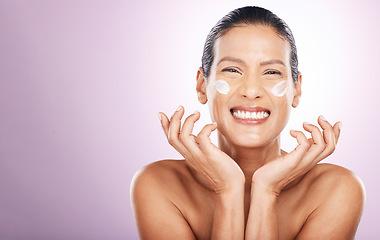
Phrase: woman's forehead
[{"left": 213, "top": 25, "right": 291, "bottom": 66}]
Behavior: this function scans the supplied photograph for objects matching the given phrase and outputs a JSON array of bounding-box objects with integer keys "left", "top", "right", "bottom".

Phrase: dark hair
[{"left": 201, "top": 6, "right": 299, "bottom": 82}]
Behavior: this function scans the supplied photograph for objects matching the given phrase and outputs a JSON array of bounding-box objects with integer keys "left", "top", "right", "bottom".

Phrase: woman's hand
[
  {"left": 252, "top": 116, "right": 342, "bottom": 195},
  {"left": 159, "top": 106, "right": 245, "bottom": 194}
]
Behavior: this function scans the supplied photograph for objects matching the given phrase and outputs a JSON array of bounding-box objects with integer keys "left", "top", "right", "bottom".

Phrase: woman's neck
[{"left": 218, "top": 133, "right": 283, "bottom": 183}]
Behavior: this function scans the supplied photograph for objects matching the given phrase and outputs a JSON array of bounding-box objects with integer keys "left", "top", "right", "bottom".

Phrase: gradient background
[{"left": 0, "top": 0, "right": 379, "bottom": 239}]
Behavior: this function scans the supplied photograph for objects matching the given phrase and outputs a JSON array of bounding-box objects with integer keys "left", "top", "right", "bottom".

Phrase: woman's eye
[
  {"left": 265, "top": 70, "right": 282, "bottom": 76},
  {"left": 222, "top": 68, "right": 240, "bottom": 74}
]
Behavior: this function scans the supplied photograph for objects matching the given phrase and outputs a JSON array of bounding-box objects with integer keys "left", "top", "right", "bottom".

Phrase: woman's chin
[{"left": 222, "top": 133, "right": 277, "bottom": 149}]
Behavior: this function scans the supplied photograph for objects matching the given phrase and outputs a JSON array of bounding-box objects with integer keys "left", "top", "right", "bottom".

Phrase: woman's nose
[{"left": 239, "top": 76, "right": 264, "bottom": 100}]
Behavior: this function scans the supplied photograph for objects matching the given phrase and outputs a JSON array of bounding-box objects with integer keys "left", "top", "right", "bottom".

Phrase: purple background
[{"left": 0, "top": 0, "right": 379, "bottom": 239}]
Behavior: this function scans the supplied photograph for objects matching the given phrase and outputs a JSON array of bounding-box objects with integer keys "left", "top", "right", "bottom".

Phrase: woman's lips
[{"left": 230, "top": 106, "right": 271, "bottom": 124}]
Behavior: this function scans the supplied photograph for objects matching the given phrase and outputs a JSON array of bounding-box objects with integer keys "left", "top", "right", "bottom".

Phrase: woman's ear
[
  {"left": 196, "top": 67, "right": 208, "bottom": 104},
  {"left": 292, "top": 72, "right": 302, "bottom": 108}
]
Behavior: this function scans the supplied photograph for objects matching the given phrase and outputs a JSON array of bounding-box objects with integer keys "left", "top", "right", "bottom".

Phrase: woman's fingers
[
  {"left": 333, "top": 121, "right": 342, "bottom": 144},
  {"left": 160, "top": 106, "right": 193, "bottom": 159},
  {"left": 303, "top": 121, "right": 324, "bottom": 146},
  {"left": 288, "top": 130, "right": 311, "bottom": 161},
  {"left": 298, "top": 116, "right": 342, "bottom": 164},
  {"left": 158, "top": 112, "right": 170, "bottom": 138},
  {"left": 159, "top": 106, "right": 209, "bottom": 160},
  {"left": 196, "top": 122, "right": 218, "bottom": 152},
  {"left": 315, "top": 116, "right": 342, "bottom": 162},
  {"left": 167, "top": 106, "right": 185, "bottom": 146},
  {"left": 318, "top": 116, "right": 335, "bottom": 145},
  {"left": 180, "top": 110, "right": 203, "bottom": 154},
  {"left": 302, "top": 121, "right": 325, "bottom": 162},
  {"left": 317, "top": 116, "right": 336, "bottom": 157},
  {"left": 290, "top": 130, "right": 311, "bottom": 149},
  {"left": 180, "top": 110, "right": 200, "bottom": 137}
]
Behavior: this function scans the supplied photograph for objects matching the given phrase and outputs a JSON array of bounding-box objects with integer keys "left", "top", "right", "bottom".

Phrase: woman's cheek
[
  {"left": 207, "top": 79, "right": 232, "bottom": 123},
  {"left": 214, "top": 79, "right": 231, "bottom": 95},
  {"left": 269, "top": 80, "right": 288, "bottom": 97},
  {"left": 266, "top": 80, "right": 295, "bottom": 106}
]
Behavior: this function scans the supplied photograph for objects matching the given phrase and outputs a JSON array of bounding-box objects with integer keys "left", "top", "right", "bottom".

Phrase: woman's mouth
[{"left": 230, "top": 106, "right": 271, "bottom": 124}]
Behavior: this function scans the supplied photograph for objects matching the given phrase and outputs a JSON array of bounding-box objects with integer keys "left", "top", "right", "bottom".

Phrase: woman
[{"left": 131, "top": 6, "right": 365, "bottom": 240}]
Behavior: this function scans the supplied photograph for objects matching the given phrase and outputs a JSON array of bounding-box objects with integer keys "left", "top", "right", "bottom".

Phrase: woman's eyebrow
[
  {"left": 217, "top": 56, "right": 246, "bottom": 65},
  {"left": 217, "top": 57, "right": 285, "bottom": 67},
  {"left": 260, "top": 59, "right": 285, "bottom": 66}
]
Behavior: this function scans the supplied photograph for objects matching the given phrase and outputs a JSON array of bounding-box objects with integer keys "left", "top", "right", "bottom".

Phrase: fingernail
[
  {"left": 193, "top": 110, "right": 199, "bottom": 114},
  {"left": 158, "top": 113, "right": 162, "bottom": 121},
  {"left": 303, "top": 121, "right": 311, "bottom": 125},
  {"left": 176, "top": 105, "right": 182, "bottom": 111},
  {"left": 338, "top": 121, "right": 342, "bottom": 130},
  {"left": 320, "top": 115, "right": 326, "bottom": 121}
]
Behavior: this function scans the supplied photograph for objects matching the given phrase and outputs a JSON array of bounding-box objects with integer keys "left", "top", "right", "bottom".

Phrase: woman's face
[{"left": 197, "top": 24, "right": 301, "bottom": 148}]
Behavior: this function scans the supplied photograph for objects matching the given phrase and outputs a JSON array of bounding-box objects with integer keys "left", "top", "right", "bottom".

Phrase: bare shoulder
[
  {"left": 132, "top": 159, "right": 186, "bottom": 179},
  {"left": 295, "top": 163, "right": 366, "bottom": 239},
  {"left": 131, "top": 159, "right": 189, "bottom": 196},
  {"left": 130, "top": 160, "right": 197, "bottom": 239},
  {"left": 302, "top": 163, "right": 366, "bottom": 206},
  {"left": 307, "top": 163, "right": 365, "bottom": 196}
]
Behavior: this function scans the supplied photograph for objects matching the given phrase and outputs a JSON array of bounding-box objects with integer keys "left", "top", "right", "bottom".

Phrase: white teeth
[{"left": 232, "top": 110, "right": 270, "bottom": 120}]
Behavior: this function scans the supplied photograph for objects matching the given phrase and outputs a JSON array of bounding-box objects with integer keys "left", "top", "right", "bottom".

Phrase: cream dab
[
  {"left": 270, "top": 81, "right": 288, "bottom": 97},
  {"left": 214, "top": 80, "right": 230, "bottom": 95}
]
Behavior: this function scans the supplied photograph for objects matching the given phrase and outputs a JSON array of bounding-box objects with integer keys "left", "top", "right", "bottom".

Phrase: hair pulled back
[{"left": 201, "top": 6, "right": 299, "bottom": 82}]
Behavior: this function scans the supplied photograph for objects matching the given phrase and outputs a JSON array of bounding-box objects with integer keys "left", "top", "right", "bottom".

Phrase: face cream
[
  {"left": 270, "top": 80, "right": 288, "bottom": 97},
  {"left": 214, "top": 80, "right": 230, "bottom": 95}
]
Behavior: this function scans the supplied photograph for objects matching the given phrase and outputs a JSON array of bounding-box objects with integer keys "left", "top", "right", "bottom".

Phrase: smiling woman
[{"left": 131, "top": 6, "right": 365, "bottom": 240}]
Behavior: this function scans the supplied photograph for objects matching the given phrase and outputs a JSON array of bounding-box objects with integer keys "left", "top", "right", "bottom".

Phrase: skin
[{"left": 131, "top": 25, "right": 365, "bottom": 239}]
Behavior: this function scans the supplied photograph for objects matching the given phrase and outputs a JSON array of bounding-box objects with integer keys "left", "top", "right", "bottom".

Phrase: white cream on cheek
[
  {"left": 270, "top": 80, "right": 288, "bottom": 97},
  {"left": 214, "top": 80, "right": 230, "bottom": 95}
]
